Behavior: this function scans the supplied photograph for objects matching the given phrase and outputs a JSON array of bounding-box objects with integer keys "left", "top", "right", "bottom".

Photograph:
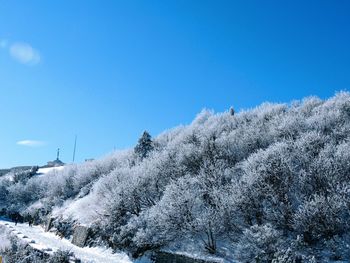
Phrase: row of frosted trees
[{"left": 1, "top": 92, "right": 350, "bottom": 262}]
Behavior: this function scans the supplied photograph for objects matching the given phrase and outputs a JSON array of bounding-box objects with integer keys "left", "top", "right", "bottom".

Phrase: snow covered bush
[
  {"left": 0, "top": 226, "right": 11, "bottom": 251},
  {"left": 0, "top": 233, "right": 48, "bottom": 263},
  {"left": 52, "top": 217, "right": 75, "bottom": 239},
  {"left": 293, "top": 193, "right": 350, "bottom": 244},
  {"left": 48, "top": 249, "right": 74, "bottom": 263},
  {"left": 236, "top": 224, "right": 282, "bottom": 263}
]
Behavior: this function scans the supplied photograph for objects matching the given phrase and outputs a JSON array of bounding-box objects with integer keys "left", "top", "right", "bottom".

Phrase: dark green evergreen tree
[{"left": 134, "top": 131, "right": 154, "bottom": 160}]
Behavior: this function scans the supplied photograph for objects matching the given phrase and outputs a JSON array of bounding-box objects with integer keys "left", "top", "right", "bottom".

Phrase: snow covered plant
[
  {"left": 293, "top": 193, "right": 350, "bottom": 244},
  {"left": 235, "top": 224, "right": 282, "bottom": 263},
  {"left": 0, "top": 232, "right": 47, "bottom": 263},
  {"left": 2, "top": 92, "right": 350, "bottom": 261},
  {"left": 48, "top": 249, "right": 74, "bottom": 263},
  {"left": 0, "top": 226, "right": 11, "bottom": 251}
]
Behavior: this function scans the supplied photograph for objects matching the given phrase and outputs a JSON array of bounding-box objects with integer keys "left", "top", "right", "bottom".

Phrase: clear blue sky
[{"left": 0, "top": 0, "right": 349, "bottom": 168}]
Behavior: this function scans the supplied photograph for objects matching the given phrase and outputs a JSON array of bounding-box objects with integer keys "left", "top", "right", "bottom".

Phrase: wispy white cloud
[
  {"left": 17, "top": 140, "right": 46, "bottom": 147},
  {"left": 9, "top": 42, "right": 41, "bottom": 65},
  {"left": 0, "top": 39, "right": 8, "bottom": 48}
]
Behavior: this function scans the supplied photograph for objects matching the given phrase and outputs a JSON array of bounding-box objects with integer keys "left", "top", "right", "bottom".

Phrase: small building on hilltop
[{"left": 43, "top": 148, "right": 65, "bottom": 168}]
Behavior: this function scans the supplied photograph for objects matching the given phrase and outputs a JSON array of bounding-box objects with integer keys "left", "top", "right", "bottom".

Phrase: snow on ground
[
  {"left": 36, "top": 166, "right": 65, "bottom": 176},
  {"left": 163, "top": 238, "right": 232, "bottom": 263},
  {"left": 0, "top": 166, "right": 65, "bottom": 181},
  {"left": 0, "top": 219, "right": 132, "bottom": 263}
]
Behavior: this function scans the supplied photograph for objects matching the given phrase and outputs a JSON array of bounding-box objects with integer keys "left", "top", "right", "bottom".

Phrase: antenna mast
[{"left": 72, "top": 135, "right": 77, "bottom": 163}]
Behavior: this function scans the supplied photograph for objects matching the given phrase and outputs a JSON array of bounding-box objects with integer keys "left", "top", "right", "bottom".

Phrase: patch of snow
[
  {"left": 37, "top": 166, "right": 65, "bottom": 176},
  {"left": 0, "top": 219, "right": 133, "bottom": 263}
]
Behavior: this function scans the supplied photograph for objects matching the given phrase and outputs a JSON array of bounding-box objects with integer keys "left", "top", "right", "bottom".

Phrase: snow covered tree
[{"left": 236, "top": 224, "right": 282, "bottom": 263}]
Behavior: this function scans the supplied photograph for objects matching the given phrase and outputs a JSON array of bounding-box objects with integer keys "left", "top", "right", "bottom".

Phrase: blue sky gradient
[{"left": 0, "top": 0, "right": 349, "bottom": 167}]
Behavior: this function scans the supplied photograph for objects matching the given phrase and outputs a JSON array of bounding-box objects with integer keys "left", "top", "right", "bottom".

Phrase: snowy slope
[
  {"left": 0, "top": 219, "right": 133, "bottom": 263},
  {"left": 36, "top": 166, "right": 65, "bottom": 176}
]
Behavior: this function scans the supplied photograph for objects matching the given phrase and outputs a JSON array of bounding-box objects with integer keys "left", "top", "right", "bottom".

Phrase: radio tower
[{"left": 72, "top": 135, "right": 77, "bottom": 163}]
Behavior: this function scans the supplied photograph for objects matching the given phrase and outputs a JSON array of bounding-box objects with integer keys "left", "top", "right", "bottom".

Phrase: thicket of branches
[{"left": 1, "top": 92, "right": 350, "bottom": 262}]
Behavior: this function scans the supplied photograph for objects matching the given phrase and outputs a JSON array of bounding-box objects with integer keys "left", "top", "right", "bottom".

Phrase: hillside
[{"left": 1, "top": 92, "right": 350, "bottom": 262}]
